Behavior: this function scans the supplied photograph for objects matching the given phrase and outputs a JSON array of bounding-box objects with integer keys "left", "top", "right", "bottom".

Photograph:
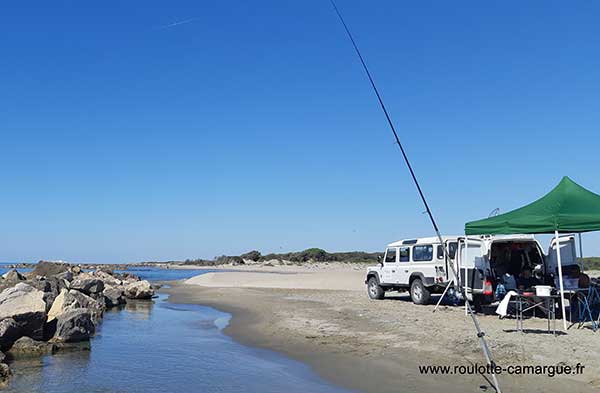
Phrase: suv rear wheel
[
  {"left": 367, "top": 276, "right": 384, "bottom": 300},
  {"left": 410, "top": 278, "right": 431, "bottom": 305}
]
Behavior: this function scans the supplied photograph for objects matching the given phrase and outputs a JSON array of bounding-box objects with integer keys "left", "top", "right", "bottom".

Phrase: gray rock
[
  {"left": 2, "top": 269, "right": 25, "bottom": 282},
  {"left": 103, "top": 285, "right": 126, "bottom": 308},
  {"left": 0, "top": 318, "right": 22, "bottom": 351},
  {"left": 47, "top": 289, "right": 104, "bottom": 324},
  {"left": 55, "top": 270, "right": 74, "bottom": 282},
  {"left": 52, "top": 309, "right": 95, "bottom": 343},
  {"left": 92, "top": 270, "right": 122, "bottom": 286},
  {"left": 47, "top": 289, "right": 74, "bottom": 322},
  {"left": 27, "top": 261, "right": 70, "bottom": 278},
  {"left": 0, "top": 362, "right": 10, "bottom": 388},
  {"left": 0, "top": 283, "right": 46, "bottom": 340},
  {"left": 68, "top": 290, "right": 104, "bottom": 323},
  {"left": 26, "top": 277, "right": 66, "bottom": 312},
  {"left": 124, "top": 280, "right": 154, "bottom": 300},
  {"left": 7, "top": 336, "right": 55, "bottom": 358},
  {"left": 0, "top": 282, "right": 14, "bottom": 297},
  {"left": 70, "top": 276, "right": 104, "bottom": 296}
]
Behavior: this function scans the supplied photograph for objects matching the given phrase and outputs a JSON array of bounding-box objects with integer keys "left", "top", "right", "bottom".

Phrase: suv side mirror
[{"left": 377, "top": 255, "right": 383, "bottom": 266}]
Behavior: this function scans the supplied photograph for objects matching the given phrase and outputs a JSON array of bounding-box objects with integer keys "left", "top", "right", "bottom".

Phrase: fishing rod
[{"left": 328, "top": 2, "right": 501, "bottom": 392}]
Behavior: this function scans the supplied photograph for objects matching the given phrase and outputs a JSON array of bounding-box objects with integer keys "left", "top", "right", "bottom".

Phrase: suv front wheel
[
  {"left": 410, "top": 278, "right": 431, "bottom": 305},
  {"left": 367, "top": 276, "right": 385, "bottom": 300}
]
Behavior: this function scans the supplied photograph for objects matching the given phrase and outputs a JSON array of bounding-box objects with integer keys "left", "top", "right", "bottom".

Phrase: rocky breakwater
[{"left": 0, "top": 262, "right": 156, "bottom": 388}]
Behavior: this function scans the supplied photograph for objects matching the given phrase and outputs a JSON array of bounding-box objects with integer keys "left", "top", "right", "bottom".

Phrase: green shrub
[
  {"left": 581, "top": 257, "right": 600, "bottom": 270},
  {"left": 240, "top": 250, "right": 262, "bottom": 262}
]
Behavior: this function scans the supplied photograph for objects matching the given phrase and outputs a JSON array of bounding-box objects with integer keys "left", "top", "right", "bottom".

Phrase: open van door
[
  {"left": 547, "top": 235, "right": 578, "bottom": 273},
  {"left": 458, "top": 238, "right": 486, "bottom": 301}
]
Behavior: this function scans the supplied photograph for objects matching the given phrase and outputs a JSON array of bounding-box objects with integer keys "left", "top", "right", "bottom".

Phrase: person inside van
[
  {"left": 517, "top": 268, "right": 540, "bottom": 290},
  {"left": 580, "top": 273, "right": 591, "bottom": 288},
  {"left": 508, "top": 244, "right": 526, "bottom": 276}
]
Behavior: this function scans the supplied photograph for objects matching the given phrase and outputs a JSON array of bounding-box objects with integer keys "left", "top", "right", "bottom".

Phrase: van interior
[{"left": 489, "top": 240, "right": 547, "bottom": 289}]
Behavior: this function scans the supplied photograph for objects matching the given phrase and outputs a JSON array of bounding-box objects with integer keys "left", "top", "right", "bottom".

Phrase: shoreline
[
  {"left": 162, "top": 283, "right": 466, "bottom": 393},
  {"left": 162, "top": 276, "right": 598, "bottom": 393}
]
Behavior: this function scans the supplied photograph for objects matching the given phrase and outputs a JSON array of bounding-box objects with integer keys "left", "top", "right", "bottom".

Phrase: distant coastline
[
  {"left": 6, "top": 248, "right": 382, "bottom": 272},
  {"left": 6, "top": 249, "right": 600, "bottom": 271}
]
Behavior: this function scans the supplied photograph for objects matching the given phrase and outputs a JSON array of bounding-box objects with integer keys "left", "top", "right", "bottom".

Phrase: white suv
[{"left": 365, "top": 237, "right": 458, "bottom": 304}]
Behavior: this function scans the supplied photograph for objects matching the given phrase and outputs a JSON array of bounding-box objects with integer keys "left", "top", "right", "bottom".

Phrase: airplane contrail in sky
[{"left": 157, "top": 18, "right": 198, "bottom": 30}]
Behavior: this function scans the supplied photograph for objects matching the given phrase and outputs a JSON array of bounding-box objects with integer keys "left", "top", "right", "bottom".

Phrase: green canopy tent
[{"left": 465, "top": 176, "right": 600, "bottom": 330}]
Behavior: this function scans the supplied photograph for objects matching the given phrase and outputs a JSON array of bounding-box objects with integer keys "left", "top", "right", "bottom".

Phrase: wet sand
[{"left": 163, "top": 266, "right": 600, "bottom": 393}]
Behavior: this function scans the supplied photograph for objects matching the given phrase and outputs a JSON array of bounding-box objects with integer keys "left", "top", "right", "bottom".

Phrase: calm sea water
[
  {"left": 0, "top": 263, "right": 212, "bottom": 281},
  {"left": 0, "top": 265, "right": 353, "bottom": 393}
]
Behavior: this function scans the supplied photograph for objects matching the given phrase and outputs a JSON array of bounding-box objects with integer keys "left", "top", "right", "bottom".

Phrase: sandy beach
[{"left": 162, "top": 264, "right": 600, "bottom": 393}]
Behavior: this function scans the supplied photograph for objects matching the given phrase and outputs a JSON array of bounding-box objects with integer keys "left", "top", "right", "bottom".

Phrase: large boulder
[
  {"left": 7, "top": 336, "right": 55, "bottom": 358},
  {"left": 55, "top": 270, "right": 74, "bottom": 283},
  {"left": 52, "top": 309, "right": 95, "bottom": 343},
  {"left": 2, "top": 269, "right": 25, "bottom": 283},
  {"left": 92, "top": 270, "right": 122, "bottom": 286},
  {"left": 103, "top": 285, "right": 126, "bottom": 308},
  {"left": 117, "top": 272, "right": 140, "bottom": 283},
  {"left": 47, "top": 289, "right": 73, "bottom": 322},
  {"left": 70, "top": 274, "right": 104, "bottom": 297},
  {"left": 69, "top": 290, "right": 104, "bottom": 323},
  {"left": 0, "top": 318, "right": 22, "bottom": 351},
  {"left": 0, "top": 283, "right": 46, "bottom": 340},
  {"left": 27, "top": 261, "right": 70, "bottom": 278},
  {"left": 25, "top": 277, "right": 67, "bottom": 312},
  {"left": 47, "top": 289, "right": 103, "bottom": 324},
  {"left": 124, "top": 280, "right": 154, "bottom": 299}
]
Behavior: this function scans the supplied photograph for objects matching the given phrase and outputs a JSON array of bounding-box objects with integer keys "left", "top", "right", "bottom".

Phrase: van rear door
[
  {"left": 458, "top": 238, "right": 486, "bottom": 301},
  {"left": 547, "top": 235, "right": 578, "bottom": 274}
]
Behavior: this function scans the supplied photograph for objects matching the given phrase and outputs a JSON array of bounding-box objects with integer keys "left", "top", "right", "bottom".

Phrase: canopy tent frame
[
  {"left": 554, "top": 230, "right": 567, "bottom": 330},
  {"left": 465, "top": 177, "right": 600, "bottom": 331}
]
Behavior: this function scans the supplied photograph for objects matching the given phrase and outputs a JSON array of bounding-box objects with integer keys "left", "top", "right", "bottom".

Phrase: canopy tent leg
[
  {"left": 578, "top": 233, "right": 584, "bottom": 270},
  {"left": 555, "top": 230, "right": 568, "bottom": 331}
]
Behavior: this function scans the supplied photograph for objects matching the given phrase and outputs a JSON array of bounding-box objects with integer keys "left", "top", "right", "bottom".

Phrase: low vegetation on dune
[
  {"left": 180, "top": 253, "right": 600, "bottom": 268},
  {"left": 581, "top": 257, "right": 600, "bottom": 270},
  {"left": 181, "top": 248, "right": 382, "bottom": 266}
]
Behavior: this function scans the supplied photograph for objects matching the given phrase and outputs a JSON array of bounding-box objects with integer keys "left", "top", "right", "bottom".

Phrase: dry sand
[
  {"left": 184, "top": 270, "right": 365, "bottom": 291},
  {"left": 163, "top": 264, "right": 600, "bottom": 393}
]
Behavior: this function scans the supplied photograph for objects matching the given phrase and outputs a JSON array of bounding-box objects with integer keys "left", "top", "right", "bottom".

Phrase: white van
[{"left": 366, "top": 234, "right": 579, "bottom": 305}]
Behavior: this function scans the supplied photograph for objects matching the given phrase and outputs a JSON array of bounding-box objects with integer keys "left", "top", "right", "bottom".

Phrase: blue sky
[{"left": 2, "top": 1, "right": 600, "bottom": 263}]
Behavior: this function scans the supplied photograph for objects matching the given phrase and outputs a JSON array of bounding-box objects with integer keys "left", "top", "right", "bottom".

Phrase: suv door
[
  {"left": 381, "top": 247, "right": 398, "bottom": 284},
  {"left": 396, "top": 246, "right": 411, "bottom": 285},
  {"left": 410, "top": 244, "right": 434, "bottom": 284},
  {"left": 458, "top": 238, "right": 486, "bottom": 301},
  {"left": 547, "top": 235, "right": 577, "bottom": 274},
  {"left": 443, "top": 241, "right": 458, "bottom": 282}
]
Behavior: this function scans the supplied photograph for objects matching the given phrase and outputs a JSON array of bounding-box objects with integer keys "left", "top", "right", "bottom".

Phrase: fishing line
[
  {"left": 328, "top": 1, "right": 501, "bottom": 392},
  {"left": 328, "top": 0, "right": 439, "bottom": 235}
]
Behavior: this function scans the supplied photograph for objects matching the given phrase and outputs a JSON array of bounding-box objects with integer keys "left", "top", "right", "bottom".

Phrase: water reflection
[
  {"left": 5, "top": 294, "right": 352, "bottom": 393},
  {"left": 123, "top": 299, "right": 154, "bottom": 320}
]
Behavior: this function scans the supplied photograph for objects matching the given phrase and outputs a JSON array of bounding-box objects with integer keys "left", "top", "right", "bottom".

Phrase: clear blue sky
[{"left": 2, "top": 1, "right": 600, "bottom": 263}]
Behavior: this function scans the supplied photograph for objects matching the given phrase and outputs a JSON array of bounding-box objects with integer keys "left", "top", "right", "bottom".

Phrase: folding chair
[{"left": 572, "top": 287, "right": 599, "bottom": 332}]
